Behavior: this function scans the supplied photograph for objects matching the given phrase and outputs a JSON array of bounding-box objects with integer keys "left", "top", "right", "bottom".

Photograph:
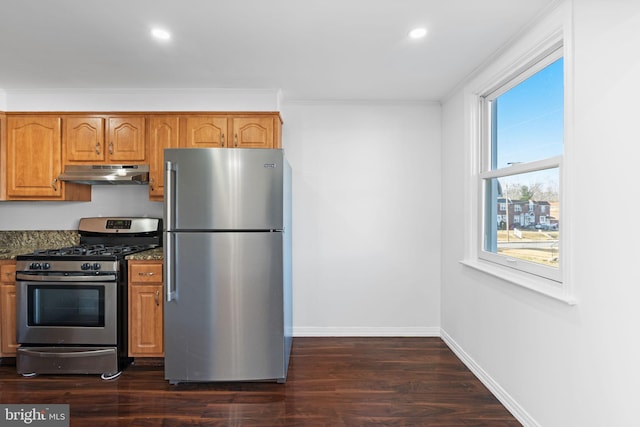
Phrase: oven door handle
[
  {"left": 18, "top": 348, "right": 115, "bottom": 358},
  {"left": 16, "top": 273, "right": 117, "bottom": 282}
]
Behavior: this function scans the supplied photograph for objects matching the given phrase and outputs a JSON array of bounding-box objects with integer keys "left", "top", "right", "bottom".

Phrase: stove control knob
[
  {"left": 29, "top": 262, "right": 41, "bottom": 270},
  {"left": 81, "top": 263, "right": 91, "bottom": 270},
  {"left": 92, "top": 263, "right": 101, "bottom": 271},
  {"left": 42, "top": 262, "right": 51, "bottom": 270}
]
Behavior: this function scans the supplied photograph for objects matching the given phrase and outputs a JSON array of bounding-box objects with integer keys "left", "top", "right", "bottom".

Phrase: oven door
[{"left": 16, "top": 280, "right": 117, "bottom": 345}]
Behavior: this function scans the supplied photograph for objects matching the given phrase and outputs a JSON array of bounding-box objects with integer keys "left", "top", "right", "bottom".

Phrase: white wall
[
  {"left": 441, "top": 1, "right": 640, "bottom": 426},
  {"left": 282, "top": 101, "right": 441, "bottom": 336},
  {"left": 2, "top": 88, "right": 281, "bottom": 112},
  {"left": 0, "top": 186, "right": 163, "bottom": 230},
  {"left": 1, "top": 90, "right": 442, "bottom": 336}
]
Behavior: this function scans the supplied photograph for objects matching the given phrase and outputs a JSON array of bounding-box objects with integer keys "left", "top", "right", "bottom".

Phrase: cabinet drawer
[
  {"left": 0, "top": 263, "right": 16, "bottom": 284},
  {"left": 129, "top": 263, "right": 163, "bottom": 283}
]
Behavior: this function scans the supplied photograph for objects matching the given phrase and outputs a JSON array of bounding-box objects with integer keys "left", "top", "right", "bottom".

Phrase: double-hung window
[{"left": 478, "top": 46, "right": 564, "bottom": 285}]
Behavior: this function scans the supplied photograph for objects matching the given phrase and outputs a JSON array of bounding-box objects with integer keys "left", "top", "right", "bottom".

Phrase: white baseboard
[
  {"left": 440, "top": 329, "right": 540, "bottom": 427},
  {"left": 292, "top": 326, "right": 440, "bottom": 337}
]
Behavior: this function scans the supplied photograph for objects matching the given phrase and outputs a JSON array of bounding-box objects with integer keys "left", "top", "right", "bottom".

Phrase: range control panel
[
  {"left": 78, "top": 217, "right": 162, "bottom": 235},
  {"left": 106, "top": 219, "right": 132, "bottom": 230}
]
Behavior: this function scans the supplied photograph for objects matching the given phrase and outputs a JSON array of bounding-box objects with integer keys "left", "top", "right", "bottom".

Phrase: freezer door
[
  {"left": 164, "top": 231, "right": 285, "bottom": 382},
  {"left": 165, "top": 148, "right": 284, "bottom": 230}
]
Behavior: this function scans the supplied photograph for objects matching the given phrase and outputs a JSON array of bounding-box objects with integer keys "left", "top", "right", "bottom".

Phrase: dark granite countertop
[
  {"left": 0, "top": 247, "right": 38, "bottom": 260},
  {"left": 0, "top": 231, "right": 164, "bottom": 261},
  {"left": 125, "top": 247, "right": 164, "bottom": 261}
]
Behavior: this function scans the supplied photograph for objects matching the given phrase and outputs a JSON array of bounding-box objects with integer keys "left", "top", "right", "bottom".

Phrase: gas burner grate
[{"left": 33, "top": 244, "right": 154, "bottom": 257}]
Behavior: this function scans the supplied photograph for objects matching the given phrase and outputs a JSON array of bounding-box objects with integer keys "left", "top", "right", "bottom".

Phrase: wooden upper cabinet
[
  {"left": 2, "top": 112, "right": 280, "bottom": 202},
  {"left": 6, "top": 116, "right": 63, "bottom": 199},
  {"left": 63, "top": 115, "right": 146, "bottom": 164},
  {"left": 182, "top": 114, "right": 281, "bottom": 149},
  {"left": 232, "top": 116, "right": 276, "bottom": 149},
  {"left": 183, "top": 116, "right": 228, "bottom": 148},
  {"left": 4, "top": 115, "right": 90, "bottom": 201},
  {"left": 0, "top": 113, "right": 4, "bottom": 200},
  {"left": 64, "top": 117, "right": 105, "bottom": 162},
  {"left": 108, "top": 116, "right": 146, "bottom": 162},
  {"left": 148, "top": 115, "right": 180, "bottom": 200}
]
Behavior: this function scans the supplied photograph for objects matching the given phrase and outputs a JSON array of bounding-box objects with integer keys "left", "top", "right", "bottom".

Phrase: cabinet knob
[{"left": 51, "top": 178, "right": 58, "bottom": 191}]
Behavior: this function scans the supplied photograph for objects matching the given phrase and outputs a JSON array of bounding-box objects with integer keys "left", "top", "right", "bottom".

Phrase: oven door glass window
[{"left": 28, "top": 285, "right": 105, "bottom": 327}]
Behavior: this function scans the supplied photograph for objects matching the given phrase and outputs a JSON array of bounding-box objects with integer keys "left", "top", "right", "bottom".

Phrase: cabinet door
[
  {"left": 6, "top": 116, "right": 63, "bottom": 199},
  {"left": 64, "top": 117, "right": 106, "bottom": 162},
  {"left": 232, "top": 116, "right": 275, "bottom": 149},
  {"left": 0, "top": 113, "right": 5, "bottom": 200},
  {"left": 129, "top": 284, "right": 164, "bottom": 356},
  {"left": 128, "top": 262, "right": 164, "bottom": 357},
  {"left": 183, "top": 116, "right": 228, "bottom": 148},
  {"left": 0, "top": 262, "right": 18, "bottom": 356},
  {"left": 148, "top": 116, "right": 179, "bottom": 200},
  {"left": 107, "top": 116, "right": 146, "bottom": 162}
]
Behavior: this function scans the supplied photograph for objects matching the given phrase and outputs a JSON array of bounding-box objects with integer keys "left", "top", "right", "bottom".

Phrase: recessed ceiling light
[
  {"left": 151, "top": 28, "right": 171, "bottom": 41},
  {"left": 408, "top": 27, "right": 427, "bottom": 39}
]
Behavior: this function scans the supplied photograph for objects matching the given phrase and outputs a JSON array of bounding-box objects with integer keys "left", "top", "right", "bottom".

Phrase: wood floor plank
[{"left": 0, "top": 338, "right": 521, "bottom": 426}]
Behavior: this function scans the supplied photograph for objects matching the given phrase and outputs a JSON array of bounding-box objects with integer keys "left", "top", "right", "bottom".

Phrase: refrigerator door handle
[
  {"left": 165, "top": 160, "right": 176, "bottom": 232},
  {"left": 164, "top": 231, "right": 176, "bottom": 302},
  {"left": 165, "top": 160, "right": 177, "bottom": 302}
]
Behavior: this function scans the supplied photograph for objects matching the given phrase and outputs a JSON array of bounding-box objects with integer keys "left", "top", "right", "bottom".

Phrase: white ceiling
[{"left": 0, "top": 0, "right": 557, "bottom": 101}]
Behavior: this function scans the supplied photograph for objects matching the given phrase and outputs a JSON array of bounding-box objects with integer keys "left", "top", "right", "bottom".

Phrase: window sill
[{"left": 459, "top": 259, "right": 576, "bottom": 305}]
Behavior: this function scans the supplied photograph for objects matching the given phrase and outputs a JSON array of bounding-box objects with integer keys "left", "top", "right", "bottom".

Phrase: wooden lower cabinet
[
  {"left": 0, "top": 260, "right": 18, "bottom": 356},
  {"left": 128, "top": 260, "right": 164, "bottom": 357}
]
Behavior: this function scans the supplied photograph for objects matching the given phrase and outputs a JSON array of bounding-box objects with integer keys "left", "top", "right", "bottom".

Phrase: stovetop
[
  {"left": 16, "top": 244, "right": 159, "bottom": 273},
  {"left": 15, "top": 217, "right": 162, "bottom": 269},
  {"left": 31, "top": 243, "right": 157, "bottom": 258}
]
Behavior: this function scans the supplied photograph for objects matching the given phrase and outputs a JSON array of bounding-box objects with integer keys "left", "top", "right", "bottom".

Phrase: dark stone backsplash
[{"left": 0, "top": 231, "right": 80, "bottom": 259}]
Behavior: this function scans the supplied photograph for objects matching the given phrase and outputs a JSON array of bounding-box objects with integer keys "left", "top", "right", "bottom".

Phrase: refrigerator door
[
  {"left": 165, "top": 148, "right": 284, "bottom": 231},
  {"left": 164, "top": 231, "right": 285, "bottom": 383}
]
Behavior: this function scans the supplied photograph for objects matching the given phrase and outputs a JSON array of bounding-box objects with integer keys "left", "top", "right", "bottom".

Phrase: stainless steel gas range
[{"left": 14, "top": 217, "right": 162, "bottom": 379}]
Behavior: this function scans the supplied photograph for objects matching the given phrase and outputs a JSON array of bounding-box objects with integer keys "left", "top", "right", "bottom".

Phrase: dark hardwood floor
[{"left": 0, "top": 338, "right": 521, "bottom": 426}]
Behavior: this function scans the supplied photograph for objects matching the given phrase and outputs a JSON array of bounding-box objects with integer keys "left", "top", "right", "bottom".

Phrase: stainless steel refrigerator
[{"left": 163, "top": 148, "right": 292, "bottom": 384}]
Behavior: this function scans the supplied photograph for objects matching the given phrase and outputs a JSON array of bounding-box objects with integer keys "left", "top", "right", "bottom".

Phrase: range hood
[{"left": 59, "top": 165, "right": 150, "bottom": 185}]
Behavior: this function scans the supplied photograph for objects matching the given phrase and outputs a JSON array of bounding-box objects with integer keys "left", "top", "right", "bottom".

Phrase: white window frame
[
  {"left": 479, "top": 154, "right": 562, "bottom": 280},
  {"left": 460, "top": 2, "right": 575, "bottom": 305}
]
